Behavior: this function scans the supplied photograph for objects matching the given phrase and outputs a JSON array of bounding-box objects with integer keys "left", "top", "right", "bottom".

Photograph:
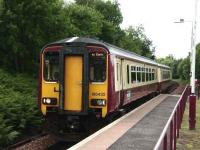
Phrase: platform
[{"left": 69, "top": 94, "right": 180, "bottom": 150}]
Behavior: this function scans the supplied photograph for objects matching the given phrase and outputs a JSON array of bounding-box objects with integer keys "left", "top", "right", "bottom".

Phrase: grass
[
  {"left": 173, "top": 79, "right": 189, "bottom": 85},
  {"left": 177, "top": 98, "right": 200, "bottom": 150}
]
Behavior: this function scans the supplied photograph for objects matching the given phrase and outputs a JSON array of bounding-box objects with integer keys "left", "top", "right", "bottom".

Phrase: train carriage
[{"left": 38, "top": 37, "right": 172, "bottom": 133}]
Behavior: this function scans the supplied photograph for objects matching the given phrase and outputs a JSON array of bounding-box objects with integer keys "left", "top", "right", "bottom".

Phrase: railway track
[
  {"left": 5, "top": 133, "right": 58, "bottom": 150},
  {"left": 6, "top": 83, "right": 183, "bottom": 150}
]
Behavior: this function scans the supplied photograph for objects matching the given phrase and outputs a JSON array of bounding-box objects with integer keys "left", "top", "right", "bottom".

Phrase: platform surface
[
  {"left": 109, "top": 95, "right": 179, "bottom": 150},
  {"left": 69, "top": 94, "right": 180, "bottom": 150}
]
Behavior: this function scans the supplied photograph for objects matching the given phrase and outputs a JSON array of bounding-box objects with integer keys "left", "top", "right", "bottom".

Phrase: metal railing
[{"left": 154, "top": 86, "right": 190, "bottom": 150}]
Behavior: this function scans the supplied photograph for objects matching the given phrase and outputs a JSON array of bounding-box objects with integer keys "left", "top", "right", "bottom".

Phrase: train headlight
[
  {"left": 91, "top": 99, "right": 106, "bottom": 106},
  {"left": 46, "top": 98, "right": 51, "bottom": 104},
  {"left": 42, "top": 98, "right": 57, "bottom": 105}
]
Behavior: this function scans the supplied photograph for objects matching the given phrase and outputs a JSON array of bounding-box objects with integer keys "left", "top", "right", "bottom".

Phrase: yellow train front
[{"left": 38, "top": 37, "right": 110, "bottom": 137}]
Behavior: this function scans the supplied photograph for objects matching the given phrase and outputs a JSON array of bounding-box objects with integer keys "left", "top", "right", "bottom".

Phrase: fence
[{"left": 154, "top": 86, "right": 190, "bottom": 150}]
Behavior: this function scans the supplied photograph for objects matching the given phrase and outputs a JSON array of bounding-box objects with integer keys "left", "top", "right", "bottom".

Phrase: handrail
[{"left": 154, "top": 85, "right": 189, "bottom": 150}]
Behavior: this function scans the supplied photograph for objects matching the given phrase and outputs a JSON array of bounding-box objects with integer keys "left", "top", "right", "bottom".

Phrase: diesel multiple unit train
[{"left": 38, "top": 37, "right": 173, "bottom": 135}]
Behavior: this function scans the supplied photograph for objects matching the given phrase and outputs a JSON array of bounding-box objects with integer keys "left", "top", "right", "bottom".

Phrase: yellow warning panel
[{"left": 64, "top": 56, "right": 83, "bottom": 111}]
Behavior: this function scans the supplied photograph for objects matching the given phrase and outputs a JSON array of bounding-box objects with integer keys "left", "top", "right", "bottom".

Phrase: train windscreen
[
  {"left": 89, "top": 52, "right": 106, "bottom": 82},
  {"left": 43, "top": 51, "right": 59, "bottom": 82}
]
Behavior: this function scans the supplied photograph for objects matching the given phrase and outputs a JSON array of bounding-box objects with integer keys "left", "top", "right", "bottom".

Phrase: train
[{"left": 38, "top": 37, "right": 173, "bottom": 137}]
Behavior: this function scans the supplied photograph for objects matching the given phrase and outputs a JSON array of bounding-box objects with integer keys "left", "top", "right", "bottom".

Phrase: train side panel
[
  {"left": 109, "top": 56, "right": 160, "bottom": 109},
  {"left": 107, "top": 54, "right": 121, "bottom": 114}
]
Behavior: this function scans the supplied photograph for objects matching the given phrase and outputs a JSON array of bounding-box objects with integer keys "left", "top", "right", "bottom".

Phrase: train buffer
[{"left": 69, "top": 86, "right": 189, "bottom": 150}]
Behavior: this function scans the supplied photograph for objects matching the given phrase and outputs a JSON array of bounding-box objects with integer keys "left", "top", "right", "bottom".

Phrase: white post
[{"left": 190, "top": 0, "right": 198, "bottom": 94}]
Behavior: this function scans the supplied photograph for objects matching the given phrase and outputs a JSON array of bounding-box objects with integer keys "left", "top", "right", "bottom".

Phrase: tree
[
  {"left": 0, "top": 0, "right": 68, "bottom": 73},
  {"left": 157, "top": 54, "right": 190, "bottom": 80},
  {"left": 177, "top": 57, "right": 190, "bottom": 80},
  {"left": 0, "top": 0, "right": 155, "bottom": 74},
  {"left": 76, "top": 0, "right": 122, "bottom": 26},
  {"left": 63, "top": 4, "right": 103, "bottom": 37},
  {"left": 75, "top": 0, "right": 123, "bottom": 44},
  {"left": 196, "top": 43, "right": 200, "bottom": 81},
  {"left": 118, "top": 26, "right": 154, "bottom": 58}
]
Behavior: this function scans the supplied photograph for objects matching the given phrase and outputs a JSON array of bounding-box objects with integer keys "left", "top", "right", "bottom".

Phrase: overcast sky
[{"left": 118, "top": 0, "right": 200, "bottom": 59}]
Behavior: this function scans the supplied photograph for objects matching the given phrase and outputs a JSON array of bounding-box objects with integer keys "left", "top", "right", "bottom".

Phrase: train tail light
[
  {"left": 42, "top": 98, "right": 57, "bottom": 105},
  {"left": 91, "top": 99, "right": 106, "bottom": 106}
]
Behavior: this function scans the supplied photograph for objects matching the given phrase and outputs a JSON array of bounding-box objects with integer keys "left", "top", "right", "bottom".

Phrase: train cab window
[
  {"left": 89, "top": 52, "right": 106, "bottom": 82},
  {"left": 127, "top": 65, "right": 130, "bottom": 84},
  {"left": 131, "top": 66, "right": 136, "bottom": 83},
  {"left": 146, "top": 68, "right": 149, "bottom": 81},
  {"left": 44, "top": 51, "right": 59, "bottom": 81},
  {"left": 137, "top": 67, "right": 141, "bottom": 82}
]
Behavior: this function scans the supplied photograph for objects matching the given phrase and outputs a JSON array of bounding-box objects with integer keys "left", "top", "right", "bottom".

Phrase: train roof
[{"left": 47, "top": 37, "right": 170, "bottom": 69}]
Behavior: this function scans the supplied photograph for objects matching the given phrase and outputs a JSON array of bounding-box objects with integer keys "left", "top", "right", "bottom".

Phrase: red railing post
[
  {"left": 177, "top": 106, "right": 180, "bottom": 138},
  {"left": 173, "top": 112, "right": 177, "bottom": 149},
  {"left": 163, "top": 134, "right": 167, "bottom": 150},
  {"left": 189, "top": 94, "right": 196, "bottom": 130},
  {"left": 170, "top": 121, "right": 173, "bottom": 150}
]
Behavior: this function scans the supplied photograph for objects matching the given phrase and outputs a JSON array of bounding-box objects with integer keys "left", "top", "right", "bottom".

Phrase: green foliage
[
  {"left": 196, "top": 43, "right": 200, "bottom": 82},
  {"left": 118, "top": 26, "right": 155, "bottom": 58},
  {"left": 76, "top": 0, "right": 123, "bottom": 26},
  {"left": 157, "top": 54, "right": 190, "bottom": 80},
  {"left": 157, "top": 55, "right": 179, "bottom": 79},
  {"left": 0, "top": 0, "right": 68, "bottom": 73},
  {"left": 177, "top": 57, "right": 190, "bottom": 80},
  {"left": 75, "top": 0, "right": 124, "bottom": 45},
  {"left": 0, "top": 69, "right": 42, "bottom": 147},
  {"left": 0, "top": 115, "right": 19, "bottom": 146},
  {"left": 63, "top": 4, "right": 103, "bottom": 36},
  {"left": 0, "top": 0, "right": 155, "bottom": 75}
]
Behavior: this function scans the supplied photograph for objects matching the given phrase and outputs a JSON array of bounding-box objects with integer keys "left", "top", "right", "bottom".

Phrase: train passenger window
[
  {"left": 89, "top": 52, "right": 106, "bottom": 82},
  {"left": 146, "top": 68, "right": 149, "bottom": 81},
  {"left": 131, "top": 66, "right": 136, "bottom": 83},
  {"left": 142, "top": 67, "right": 145, "bottom": 82},
  {"left": 131, "top": 66, "right": 135, "bottom": 71},
  {"left": 127, "top": 65, "right": 130, "bottom": 84},
  {"left": 149, "top": 68, "right": 151, "bottom": 81},
  {"left": 116, "top": 63, "right": 119, "bottom": 81},
  {"left": 140, "top": 67, "right": 143, "bottom": 82},
  {"left": 44, "top": 51, "right": 59, "bottom": 81},
  {"left": 152, "top": 69, "right": 155, "bottom": 80},
  {"left": 137, "top": 67, "right": 141, "bottom": 82}
]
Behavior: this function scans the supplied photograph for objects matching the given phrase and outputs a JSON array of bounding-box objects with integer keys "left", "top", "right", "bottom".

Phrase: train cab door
[
  {"left": 64, "top": 56, "right": 82, "bottom": 111},
  {"left": 59, "top": 47, "right": 89, "bottom": 114}
]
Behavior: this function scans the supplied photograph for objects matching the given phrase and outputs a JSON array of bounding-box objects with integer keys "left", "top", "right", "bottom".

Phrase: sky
[{"left": 118, "top": 0, "right": 200, "bottom": 59}]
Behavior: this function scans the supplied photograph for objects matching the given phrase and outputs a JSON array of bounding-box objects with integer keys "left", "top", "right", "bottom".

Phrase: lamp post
[
  {"left": 174, "top": 0, "right": 198, "bottom": 130},
  {"left": 189, "top": 0, "right": 198, "bottom": 130}
]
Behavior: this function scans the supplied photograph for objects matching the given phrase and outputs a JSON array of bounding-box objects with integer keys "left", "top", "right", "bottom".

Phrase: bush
[{"left": 0, "top": 69, "right": 43, "bottom": 147}]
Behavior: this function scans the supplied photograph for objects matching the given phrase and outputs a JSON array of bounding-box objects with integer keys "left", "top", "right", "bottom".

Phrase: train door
[
  {"left": 59, "top": 47, "right": 89, "bottom": 114},
  {"left": 115, "top": 58, "right": 122, "bottom": 91},
  {"left": 64, "top": 56, "right": 82, "bottom": 111},
  {"left": 115, "top": 58, "right": 123, "bottom": 106}
]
